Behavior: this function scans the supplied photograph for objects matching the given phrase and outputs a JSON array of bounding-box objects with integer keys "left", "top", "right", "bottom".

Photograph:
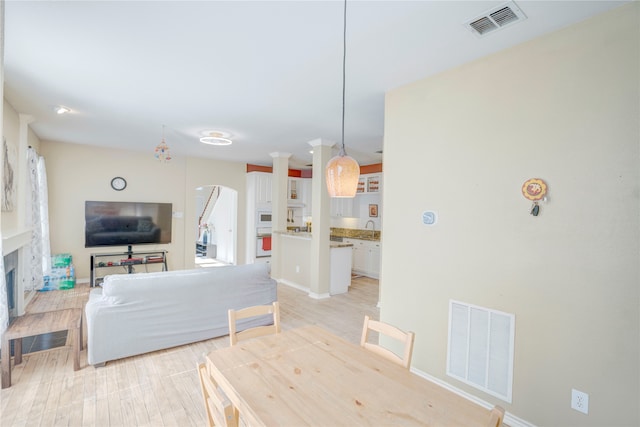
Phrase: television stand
[{"left": 90, "top": 249, "right": 168, "bottom": 287}]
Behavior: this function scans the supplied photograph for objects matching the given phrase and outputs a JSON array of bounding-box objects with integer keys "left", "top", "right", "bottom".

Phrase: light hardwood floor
[{"left": 0, "top": 277, "right": 379, "bottom": 426}]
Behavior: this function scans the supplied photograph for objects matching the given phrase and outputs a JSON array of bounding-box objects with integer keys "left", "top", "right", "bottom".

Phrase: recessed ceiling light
[
  {"left": 200, "top": 131, "right": 232, "bottom": 146},
  {"left": 55, "top": 106, "right": 71, "bottom": 115}
]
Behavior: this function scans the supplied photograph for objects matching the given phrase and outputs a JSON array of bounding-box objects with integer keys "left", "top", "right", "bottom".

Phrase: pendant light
[
  {"left": 325, "top": 0, "right": 360, "bottom": 198},
  {"left": 154, "top": 125, "right": 172, "bottom": 162}
]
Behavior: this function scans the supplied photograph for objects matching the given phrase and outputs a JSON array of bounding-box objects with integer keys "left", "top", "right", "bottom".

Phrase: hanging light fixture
[
  {"left": 325, "top": 0, "right": 360, "bottom": 198},
  {"left": 200, "top": 131, "right": 233, "bottom": 146},
  {"left": 154, "top": 125, "right": 172, "bottom": 162}
]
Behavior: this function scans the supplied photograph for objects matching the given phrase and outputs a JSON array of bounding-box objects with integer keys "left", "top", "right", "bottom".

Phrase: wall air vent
[{"left": 465, "top": 1, "right": 527, "bottom": 38}]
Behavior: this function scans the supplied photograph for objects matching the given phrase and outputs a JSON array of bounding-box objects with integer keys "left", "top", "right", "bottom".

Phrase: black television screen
[{"left": 85, "top": 201, "right": 173, "bottom": 248}]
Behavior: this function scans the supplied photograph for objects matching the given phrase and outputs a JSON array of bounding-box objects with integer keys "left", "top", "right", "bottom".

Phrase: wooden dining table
[{"left": 205, "top": 325, "right": 496, "bottom": 426}]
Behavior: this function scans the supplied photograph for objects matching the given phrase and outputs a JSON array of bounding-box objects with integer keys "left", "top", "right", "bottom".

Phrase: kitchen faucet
[{"left": 365, "top": 220, "right": 376, "bottom": 237}]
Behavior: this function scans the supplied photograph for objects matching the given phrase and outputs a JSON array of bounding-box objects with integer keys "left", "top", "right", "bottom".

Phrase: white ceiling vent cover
[{"left": 465, "top": 1, "right": 527, "bottom": 38}]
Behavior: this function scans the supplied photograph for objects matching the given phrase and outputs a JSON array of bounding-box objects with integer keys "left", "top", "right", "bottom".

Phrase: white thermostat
[{"left": 422, "top": 211, "right": 437, "bottom": 226}]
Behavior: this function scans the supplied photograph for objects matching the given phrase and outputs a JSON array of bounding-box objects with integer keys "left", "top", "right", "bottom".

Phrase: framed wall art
[{"left": 2, "top": 138, "right": 16, "bottom": 212}]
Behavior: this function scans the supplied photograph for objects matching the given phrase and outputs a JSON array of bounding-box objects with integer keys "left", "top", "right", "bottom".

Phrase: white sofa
[{"left": 85, "top": 263, "right": 277, "bottom": 366}]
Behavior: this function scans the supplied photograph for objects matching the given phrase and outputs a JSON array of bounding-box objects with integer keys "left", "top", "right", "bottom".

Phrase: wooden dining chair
[
  {"left": 360, "top": 315, "right": 415, "bottom": 369},
  {"left": 228, "top": 301, "right": 281, "bottom": 346},
  {"left": 197, "top": 362, "right": 239, "bottom": 427},
  {"left": 487, "top": 405, "right": 505, "bottom": 427}
]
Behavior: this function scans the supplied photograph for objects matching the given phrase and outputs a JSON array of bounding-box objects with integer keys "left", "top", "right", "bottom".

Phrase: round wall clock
[{"left": 110, "top": 177, "right": 127, "bottom": 191}]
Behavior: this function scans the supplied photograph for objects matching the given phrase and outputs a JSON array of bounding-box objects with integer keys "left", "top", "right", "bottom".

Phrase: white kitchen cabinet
[
  {"left": 330, "top": 246, "right": 352, "bottom": 295},
  {"left": 331, "top": 198, "right": 353, "bottom": 217},
  {"left": 369, "top": 244, "right": 381, "bottom": 277},
  {"left": 344, "top": 238, "right": 380, "bottom": 279},
  {"left": 288, "top": 178, "right": 302, "bottom": 203},
  {"left": 254, "top": 172, "right": 272, "bottom": 206},
  {"left": 351, "top": 239, "right": 367, "bottom": 272},
  {"left": 356, "top": 173, "right": 383, "bottom": 195}
]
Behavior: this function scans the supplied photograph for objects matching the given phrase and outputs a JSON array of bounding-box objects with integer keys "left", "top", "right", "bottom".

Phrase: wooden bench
[{"left": 1, "top": 308, "right": 83, "bottom": 389}]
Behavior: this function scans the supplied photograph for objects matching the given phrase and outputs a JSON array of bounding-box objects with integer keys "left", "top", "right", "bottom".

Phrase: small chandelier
[
  {"left": 154, "top": 125, "right": 172, "bottom": 162},
  {"left": 326, "top": 0, "right": 360, "bottom": 198}
]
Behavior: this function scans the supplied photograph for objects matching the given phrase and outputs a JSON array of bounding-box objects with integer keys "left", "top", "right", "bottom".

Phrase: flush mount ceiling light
[
  {"left": 325, "top": 0, "right": 360, "bottom": 198},
  {"left": 55, "top": 105, "right": 71, "bottom": 115},
  {"left": 200, "top": 131, "right": 233, "bottom": 146}
]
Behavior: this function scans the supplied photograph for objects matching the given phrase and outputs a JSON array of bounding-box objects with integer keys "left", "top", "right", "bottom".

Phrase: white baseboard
[
  {"left": 410, "top": 368, "right": 536, "bottom": 427},
  {"left": 277, "top": 279, "right": 330, "bottom": 300}
]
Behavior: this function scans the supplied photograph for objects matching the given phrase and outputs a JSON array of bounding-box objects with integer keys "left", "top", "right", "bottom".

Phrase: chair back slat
[
  {"left": 360, "top": 315, "right": 415, "bottom": 369},
  {"left": 228, "top": 301, "right": 281, "bottom": 346}
]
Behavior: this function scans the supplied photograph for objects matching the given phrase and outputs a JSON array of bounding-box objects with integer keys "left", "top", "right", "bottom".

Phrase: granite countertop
[
  {"left": 275, "top": 231, "right": 353, "bottom": 247},
  {"left": 330, "top": 227, "right": 380, "bottom": 242},
  {"left": 276, "top": 229, "right": 380, "bottom": 242}
]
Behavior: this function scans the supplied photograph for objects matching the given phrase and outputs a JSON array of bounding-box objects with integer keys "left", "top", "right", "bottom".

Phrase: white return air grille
[
  {"left": 447, "top": 300, "right": 515, "bottom": 402},
  {"left": 465, "top": 1, "right": 527, "bottom": 37}
]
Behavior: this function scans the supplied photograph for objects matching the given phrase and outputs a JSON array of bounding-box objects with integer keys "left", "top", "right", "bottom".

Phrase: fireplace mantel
[{"left": 3, "top": 228, "right": 32, "bottom": 256}]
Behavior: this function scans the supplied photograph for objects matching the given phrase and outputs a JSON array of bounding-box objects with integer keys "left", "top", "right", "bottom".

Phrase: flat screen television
[{"left": 85, "top": 201, "right": 173, "bottom": 248}]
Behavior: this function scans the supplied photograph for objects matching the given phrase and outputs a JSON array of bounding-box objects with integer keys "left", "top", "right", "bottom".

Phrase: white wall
[{"left": 382, "top": 4, "right": 639, "bottom": 426}]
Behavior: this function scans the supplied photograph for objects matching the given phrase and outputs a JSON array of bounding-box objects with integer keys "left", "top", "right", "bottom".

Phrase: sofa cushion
[{"left": 102, "top": 263, "right": 273, "bottom": 305}]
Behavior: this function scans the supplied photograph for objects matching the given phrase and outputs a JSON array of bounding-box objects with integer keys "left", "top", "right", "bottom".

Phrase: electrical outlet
[
  {"left": 571, "top": 389, "right": 589, "bottom": 415},
  {"left": 295, "top": 265, "right": 300, "bottom": 273}
]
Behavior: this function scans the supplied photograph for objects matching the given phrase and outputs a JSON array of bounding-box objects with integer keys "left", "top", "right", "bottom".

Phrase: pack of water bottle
[{"left": 41, "top": 253, "right": 76, "bottom": 291}]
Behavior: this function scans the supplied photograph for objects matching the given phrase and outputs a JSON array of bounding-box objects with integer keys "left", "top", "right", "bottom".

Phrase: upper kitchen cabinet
[
  {"left": 248, "top": 172, "right": 272, "bottom": 207},
  {"left": 331, "top": 198, "right": 353, "bottom": 217},
  {"left": 288, "top": 178, "right": 303, "bottom": 204},
  {"left": 357, "top": 173, "right": 383, "bottom": 194}
]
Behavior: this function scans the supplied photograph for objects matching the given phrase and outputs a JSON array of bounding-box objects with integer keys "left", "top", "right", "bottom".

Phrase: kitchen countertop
[{"left": 274, "top": 231, "right": 353, "bottom": 248}]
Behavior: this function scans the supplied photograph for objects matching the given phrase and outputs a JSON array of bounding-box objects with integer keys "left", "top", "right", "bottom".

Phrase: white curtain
[
  {"left": 26, "top": 148, "right": 51, "bottom": 291},
  {"left": 38, "top": 156, "right": 51, "bottom": 275}
]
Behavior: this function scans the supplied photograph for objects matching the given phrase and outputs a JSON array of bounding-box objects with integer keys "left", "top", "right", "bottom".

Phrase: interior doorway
[{"left": 195, "top": 185, "right": 238, "bottom": 267}]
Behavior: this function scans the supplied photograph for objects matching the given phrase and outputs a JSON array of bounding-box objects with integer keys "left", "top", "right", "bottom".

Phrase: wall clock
[{"left": 110, "top": 177, "right": 127, "bottom": 191}]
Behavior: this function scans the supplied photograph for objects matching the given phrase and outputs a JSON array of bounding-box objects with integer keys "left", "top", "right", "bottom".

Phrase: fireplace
[
  {"left": 4, "top": 250, "right": 19, "bottom": 324},
  {"left": 3, "top": 229, "right": 32, "bottom": 320}
]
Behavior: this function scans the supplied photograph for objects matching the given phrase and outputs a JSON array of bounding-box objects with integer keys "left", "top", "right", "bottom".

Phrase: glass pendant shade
[
  {"left": 325, "top": 0, "right": 359, "bottom": 198},
  {"left": 326, "top": 151, "right": 360, "bottom": 198}
]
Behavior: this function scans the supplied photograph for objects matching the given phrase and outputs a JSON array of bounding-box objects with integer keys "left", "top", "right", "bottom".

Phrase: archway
[{"left": 195, "top": 185, "right": 238, "bottom": 266}]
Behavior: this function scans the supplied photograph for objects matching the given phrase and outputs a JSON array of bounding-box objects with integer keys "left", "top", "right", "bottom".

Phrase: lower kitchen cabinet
[{"left": 345, "top": 238, "right": 380, "bottom": 279}]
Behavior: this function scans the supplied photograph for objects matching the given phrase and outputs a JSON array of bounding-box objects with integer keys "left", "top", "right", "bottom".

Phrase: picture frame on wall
[
  {"left": 369, "top": 204, "right": 378, "bottom": 217},
  {"left": 2, "top": 138, "right": 16, "bottom": 212}
]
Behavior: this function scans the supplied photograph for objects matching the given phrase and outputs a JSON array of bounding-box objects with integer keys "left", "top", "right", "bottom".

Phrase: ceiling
[{"left": 3, "top": 1, "right": 627, "bottom": 169}]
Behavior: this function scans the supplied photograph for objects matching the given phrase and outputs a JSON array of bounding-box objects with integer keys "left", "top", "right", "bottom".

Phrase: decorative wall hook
[{"left": 522, "top": 178, "right": 548, "bottom": 217}]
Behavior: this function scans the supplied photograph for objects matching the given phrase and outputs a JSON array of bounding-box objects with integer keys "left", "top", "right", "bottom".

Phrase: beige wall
[
  {"left": 1, "top": 100, "right": 41, "bottom": 234},
  {"left": 382, "top": 4, "right": 639, "bottom": 426},
  {"left": 39, "top": 141, "right": 248, "bottom": 280}
]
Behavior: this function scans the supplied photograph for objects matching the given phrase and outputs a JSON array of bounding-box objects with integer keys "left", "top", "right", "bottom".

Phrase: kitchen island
[{"left": 274, "top": 231, "right": 353, "bottom": 295}]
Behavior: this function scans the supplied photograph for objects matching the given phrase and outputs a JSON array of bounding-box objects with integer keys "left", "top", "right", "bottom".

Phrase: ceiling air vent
[{"left": 465, "top": 1, "right": 527, "bottom": 38}]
